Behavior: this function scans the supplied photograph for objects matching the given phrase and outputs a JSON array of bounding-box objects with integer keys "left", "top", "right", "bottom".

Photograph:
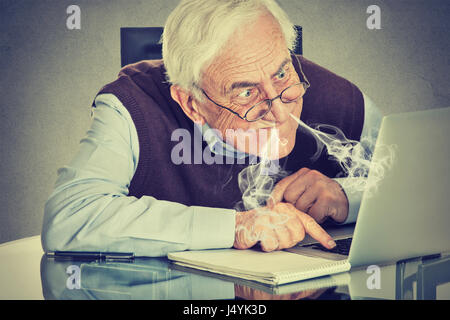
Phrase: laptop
[
  {"left": 287, "top": 107, "right": 450, "bottom": 268},
  {"left": 169, "top": 107, "right": 450, "bottom": 285}
]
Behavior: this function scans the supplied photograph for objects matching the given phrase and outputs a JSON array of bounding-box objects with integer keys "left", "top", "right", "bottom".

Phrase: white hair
[{"left": 161, "top": 0, "right": 297, "bottom": 101}]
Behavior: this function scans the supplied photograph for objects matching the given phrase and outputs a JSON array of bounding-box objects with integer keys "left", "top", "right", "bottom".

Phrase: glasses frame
[{"left": 201, "top": 54, "right": 311, "bottom": 122}]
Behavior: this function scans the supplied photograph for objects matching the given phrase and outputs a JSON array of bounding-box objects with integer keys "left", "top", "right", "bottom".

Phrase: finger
[
  {"left": 269, "top": 207, "right": 305, "bottom": 248},
  {"left": 295, "top": 183, "right": 320, "bottom": 213},
  {"left": 307, "top": 201, "right": 329, "bottom": 224},
  {"left": 291, "top": 289, "right": 320, "bottom": 300},
  {"left": 284, "top": 215, "right": 306, "bottom": 246},
  {"left": 234, "top": 224, "right": 259, "bottom": 249},
  {"left": 295, "top": 209, "right": 336, "bottom": 249},
  {"left": 274, "top": 225, "right": 292, "bottom": 250},
  {"left": 309, "top": 192, "right": 347, "bottom": 223},
  {"left": 267, "top": 168, "right": 310, "bottom": 207},
  {"left": 283, "top": 178, "right": 308, "bottom": 204},
  {"left": 283, "top": 169, "right": 321, "bottom": 204},
  {"left": 259, "top": 229, "right": 279, "bottom": 252},
  {"left": 234, "top": 212, "right": 260, "bottom": 249},
  {"left": 333, "top": 202, "right": 349, "bottom": 224}
]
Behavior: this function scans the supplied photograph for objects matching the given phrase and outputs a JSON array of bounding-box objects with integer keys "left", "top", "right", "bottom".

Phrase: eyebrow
[{"left": 227, "top": 57, "right": 292, "bottom": 94}]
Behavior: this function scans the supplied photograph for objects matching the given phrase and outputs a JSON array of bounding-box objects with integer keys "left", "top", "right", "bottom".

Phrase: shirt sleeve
[
  {"left": 41, "top": 94, "right": 236, "bottom": 257},
  {"left": 333, "top": 93, "right": 383, "bottom": 224}
]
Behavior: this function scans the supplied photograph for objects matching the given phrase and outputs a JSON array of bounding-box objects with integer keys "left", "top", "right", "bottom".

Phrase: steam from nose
[
  {"left": 235, "top": 113, "right": 396, "bottom": 212},
  {"left": 235, "top": 128, "right": 288, "bottom": 212},
  {"left": 288, "top": 113, "right": 396, "bottom": 197}
]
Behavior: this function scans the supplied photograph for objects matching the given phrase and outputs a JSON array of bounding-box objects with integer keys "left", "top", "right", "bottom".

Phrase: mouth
[
  {"left": 256, "top": 121, "right": 277, "bottom": 130},
  {"left": 257, "top": 119, "right": 291, "bottom": 129},
  {"left": 279, "top": 137, "right": 288, "bottom": 146}
]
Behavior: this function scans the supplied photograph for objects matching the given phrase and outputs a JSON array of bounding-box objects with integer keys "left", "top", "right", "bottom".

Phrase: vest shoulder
[
  {"left": 298, "top": 55, "right": 361, "bottom": 94},
  {"left": 118, "top": 59, "right": 165, "bottom": 78},
  {"left": 92, "top": 59, "right": 171, "bottom": 107},
  {"left": 96, "top": 59, "right": 167, "bottom": 93},
  {"left": 297, "top": 55, "right": 364, "bottom": 114}
]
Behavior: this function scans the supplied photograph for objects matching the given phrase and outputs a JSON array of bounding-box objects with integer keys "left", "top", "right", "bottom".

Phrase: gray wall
[{"left": 0, "top": 0, "right": 449, "bottom": 244}]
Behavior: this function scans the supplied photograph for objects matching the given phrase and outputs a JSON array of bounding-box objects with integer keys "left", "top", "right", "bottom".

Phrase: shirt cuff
[
  {"left": 189, "top": 206, "right": 236, "bottom": 250},
  {"left": 333, "top": 178, "right": 362, "bottom": 224}
]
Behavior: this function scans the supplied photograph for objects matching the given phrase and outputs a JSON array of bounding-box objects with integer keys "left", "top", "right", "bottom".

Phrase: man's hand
[
  {"left": 268, "top": 168, "right": 349, "bottom": 224},
  {"left": 233, "top": 202, "right": 336, "bottom": 252},
  {"left": 234, "top": 283, "right": 328, "bottom": 300}
]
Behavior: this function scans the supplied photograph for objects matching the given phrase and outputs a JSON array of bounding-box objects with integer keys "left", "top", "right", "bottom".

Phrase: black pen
[{"left": 46, "top": 251, "right": 135, "bottom": 262}]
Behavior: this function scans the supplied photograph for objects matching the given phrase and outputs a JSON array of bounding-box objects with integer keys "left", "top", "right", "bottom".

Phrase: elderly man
[{"left": 42, "top": 0, "right": 382, "bottom": 256}]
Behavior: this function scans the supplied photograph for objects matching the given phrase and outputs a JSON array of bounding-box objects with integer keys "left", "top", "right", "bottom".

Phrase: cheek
[
  {"left": 211, "top": 111, "right": 252, "bottom": 146},
  {"left": 205, "top": 107, "right": 233, "bottom": 131},
  {"left": 215, "top": 113, "right": 242, "bottom": 135},
  {"left": 289, "top": 98, "right": 303, "bottom": 119},
  {"left": 218, "top": 118, "right": 262, "bottom": 154},
  {"left": 285, "top": 100, "right": 303, "bottom": 136},
  {"left": 280, "top": 101, "right": 302, "bottom": 135}
]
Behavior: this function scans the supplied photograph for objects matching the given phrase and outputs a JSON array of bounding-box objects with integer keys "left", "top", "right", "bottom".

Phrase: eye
[
  {"left": 238, "top": 89, "right": 253, "bottom": 98},
  {"left": 276, "top": 69, "right": 287, "bottom": 80}
]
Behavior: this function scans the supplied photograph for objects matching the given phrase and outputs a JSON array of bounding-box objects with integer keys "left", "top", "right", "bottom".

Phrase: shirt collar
[{"left": 195, "top": 122, "right": 249, "bottom": 160}]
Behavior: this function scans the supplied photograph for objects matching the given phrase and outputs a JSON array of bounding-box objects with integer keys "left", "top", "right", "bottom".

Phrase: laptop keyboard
[{"left": 303, "top": 237, "right": 353, "bottom": 256}]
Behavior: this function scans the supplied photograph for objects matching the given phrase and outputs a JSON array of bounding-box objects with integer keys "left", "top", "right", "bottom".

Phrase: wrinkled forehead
[{"left": 202, "top": 12, "right": 290, "bottom": 92}]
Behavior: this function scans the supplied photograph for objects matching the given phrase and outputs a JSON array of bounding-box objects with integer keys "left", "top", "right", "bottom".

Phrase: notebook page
[{"left": 168, "top": 249, "right": 348, "bottom": 279}]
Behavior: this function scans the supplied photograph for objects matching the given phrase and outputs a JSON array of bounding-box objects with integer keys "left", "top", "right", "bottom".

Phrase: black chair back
[{"left": 121, "top": 26, "right": 302, "bottom": 67}]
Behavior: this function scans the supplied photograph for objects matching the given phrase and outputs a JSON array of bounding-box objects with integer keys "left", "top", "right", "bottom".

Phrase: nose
[{"left": 261, "top": 85, "right": 290, "bottom": 123}]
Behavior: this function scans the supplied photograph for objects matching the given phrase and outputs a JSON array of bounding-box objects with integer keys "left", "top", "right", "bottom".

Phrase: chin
[
  {"left": 230, "top": 112, "right": 301, "bottom": 160},
  {"left": 276, "top": 139, "right": 296, "bottom": 159},
  {"left": 265, "top": 136, "right": 296, "bottom": 160},
  {"left": 268, "top": 118, "right": 299, "bottom": 159}
]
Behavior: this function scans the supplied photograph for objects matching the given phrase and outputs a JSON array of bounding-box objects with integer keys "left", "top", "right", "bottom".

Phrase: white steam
[
  {"left": 234, "top": 128, "right": 288, "bottom": 211},
  {"left": 235, "top": 113, "right": 396, "bottom": 212},
  {"left": 289, "top": 114, "right": 396, "bottom": 198}
]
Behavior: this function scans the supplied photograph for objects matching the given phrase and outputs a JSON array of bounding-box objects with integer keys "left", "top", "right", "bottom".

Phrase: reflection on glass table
[
  {"left": 40, "top": 252, "right": 450, "bottom": 300},
  {"left": 396, "top": 254, "right": 450, "bottom": 300}
]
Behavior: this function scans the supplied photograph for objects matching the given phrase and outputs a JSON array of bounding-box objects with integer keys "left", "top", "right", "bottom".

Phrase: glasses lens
[
  {"left": 246, "top": 101, "right": 271, "bottom": 121},
  {"left": 281, "top": 83, "right": 304, "bottom": 103}
]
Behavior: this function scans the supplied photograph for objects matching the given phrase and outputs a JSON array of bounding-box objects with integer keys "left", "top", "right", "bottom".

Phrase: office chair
[{"left": 120, "top": 26, "right": 303, "bottom": 67}]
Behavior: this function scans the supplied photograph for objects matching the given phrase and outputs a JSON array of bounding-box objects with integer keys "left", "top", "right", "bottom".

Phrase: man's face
[{"left": 197, "top": 12, "right": 302, "bottom": 160}]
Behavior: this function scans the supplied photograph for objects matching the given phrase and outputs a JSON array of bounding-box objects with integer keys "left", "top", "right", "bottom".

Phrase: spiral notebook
[{"left": 168, "top": 249, "right": 351, "bottom": 286}]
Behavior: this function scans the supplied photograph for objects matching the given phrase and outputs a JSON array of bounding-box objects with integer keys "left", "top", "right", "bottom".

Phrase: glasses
[{"left": 201, "top": 55, "right": 310, "bottom": 122}]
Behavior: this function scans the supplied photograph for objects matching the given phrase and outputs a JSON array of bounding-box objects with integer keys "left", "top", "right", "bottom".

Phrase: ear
[{"left": 170, "top": 85, "right": 206, "bottom": 125}]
